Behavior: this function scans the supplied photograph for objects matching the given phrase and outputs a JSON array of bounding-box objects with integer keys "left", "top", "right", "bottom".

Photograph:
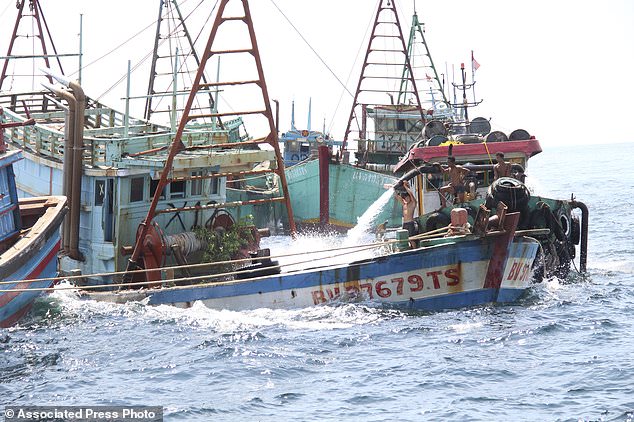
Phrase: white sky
[{"left": 1, "top": 0, "right": 633, "bottom": 146}]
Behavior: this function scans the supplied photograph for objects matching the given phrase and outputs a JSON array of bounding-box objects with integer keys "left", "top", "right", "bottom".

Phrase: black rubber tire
[
  {"left": 424, "top": 212, "right": 451, "bottom": 232},
  {"left": 486, "top": 177, "right": 530, "bottom": 212},
  {"left": 570, "top": 215, "right": 581, "bottom": 245}
]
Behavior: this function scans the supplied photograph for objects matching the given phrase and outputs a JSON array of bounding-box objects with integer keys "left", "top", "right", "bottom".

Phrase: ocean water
[{"left": 2, "top": 142, "right": 633, "bottom": 421}]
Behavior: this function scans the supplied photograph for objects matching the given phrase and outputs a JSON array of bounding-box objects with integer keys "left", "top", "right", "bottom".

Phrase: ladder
[{"left": 126, "top": 0, "right": 297, "bottom": 276}]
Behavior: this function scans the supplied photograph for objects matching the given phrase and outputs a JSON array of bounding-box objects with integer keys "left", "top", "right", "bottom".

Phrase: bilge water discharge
[{"left": 344, "top": 188, "right": 395, "bottom": 246}]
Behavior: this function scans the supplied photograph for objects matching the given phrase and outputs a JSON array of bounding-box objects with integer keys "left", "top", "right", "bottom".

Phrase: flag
[{"left": 471, "top": 50, "right": 480, "bottom": 71}]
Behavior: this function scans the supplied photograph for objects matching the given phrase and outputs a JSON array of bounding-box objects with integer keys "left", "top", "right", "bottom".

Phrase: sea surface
[{"left": 2, "top": 142, "right": 633, "bottom": 421}]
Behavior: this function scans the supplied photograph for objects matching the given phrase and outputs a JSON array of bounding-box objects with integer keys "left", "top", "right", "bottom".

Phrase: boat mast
[
  {"left": 451, "top": 63, "right": 481, "bottom": 127},
  {"left": 0, "top": 0, "right": 67, "bottom": 90},
  {"left": 342, "top": 0, "right": 425, "bottom": 151},
  {"left": 125, "top": 0, "right": 296, "bottom": 275},
  {"left": 144, "top": 0, "right": 218, "bottom": 125},
  {"left": 397, "top": 11, "right": 448, "bottom": 106}
]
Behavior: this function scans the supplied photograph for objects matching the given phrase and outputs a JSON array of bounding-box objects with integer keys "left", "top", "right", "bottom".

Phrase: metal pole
[
  {"left": 125, "top": 60, "right": 131, "bottom": 137},
  {"left": 318, "top": 145, "right": 329, "bottom": 227},
  {"left": 78, "top": 14, "right": 83, "bottom": 85}
]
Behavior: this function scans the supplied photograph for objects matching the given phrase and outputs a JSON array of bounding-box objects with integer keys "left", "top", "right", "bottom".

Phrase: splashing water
[
  {"left": 344, "top": 188, "right": 395, "bottom": 246},
  {"left": 256, "top": 189, "right": 395, "bottom": 272}
]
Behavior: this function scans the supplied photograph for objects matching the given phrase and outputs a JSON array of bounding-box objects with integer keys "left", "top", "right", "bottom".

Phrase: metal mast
[
  {"left": 397, "top": 11, "right": 448, "bottom": 106},
  {"left": 144, "top": 0, "right": 218, "bottom": 124},
  {"left": 0, "top": 0, "right": 66, "bottom": 90},
  {"left": 126, "top": 0, "right": 296, "bottom": 276},
  {"left": 342, "top": 0, "right": 425, "bottom": 151}
]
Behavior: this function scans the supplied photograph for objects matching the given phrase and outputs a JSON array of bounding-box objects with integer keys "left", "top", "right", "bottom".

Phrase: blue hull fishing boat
[
  {"left": 87, "top": 213, "right": 540, "bottom": 311},
  {"left": 0, "top": 111, "right": 66, "bottom": 327}
]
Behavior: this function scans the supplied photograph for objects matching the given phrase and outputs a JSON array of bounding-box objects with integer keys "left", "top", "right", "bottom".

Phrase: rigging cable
[
  {"left": 327, "top": 0, "right": 380, "bottom": 136},
  {"left": 268, "top": 0, "right": 353, "bottom": 100}
]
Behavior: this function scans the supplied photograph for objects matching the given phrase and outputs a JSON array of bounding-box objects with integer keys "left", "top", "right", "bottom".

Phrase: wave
[{"left": 40, "top": 283, "right": 406, "bottom": 333}]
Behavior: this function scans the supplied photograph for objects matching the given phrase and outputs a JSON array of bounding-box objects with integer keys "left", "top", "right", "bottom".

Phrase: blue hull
[
  {"left": 0, "top": 234, "right": 61, "bottom": 327},
  {"left": 89, "top": 235, "right": 540, "bottom": 313}
]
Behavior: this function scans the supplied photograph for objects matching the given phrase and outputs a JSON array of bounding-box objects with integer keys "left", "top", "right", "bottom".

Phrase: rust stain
[{"left": 447, "top": 261, "right": 464, "bottom": 294}]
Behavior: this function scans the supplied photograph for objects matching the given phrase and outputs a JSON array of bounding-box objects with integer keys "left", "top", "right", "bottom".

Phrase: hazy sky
[{"left": 1, "top": 0, "right": 632, "bottom": 146}]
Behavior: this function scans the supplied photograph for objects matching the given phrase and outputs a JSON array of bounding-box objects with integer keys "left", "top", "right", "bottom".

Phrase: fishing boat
[
  {"left": 388, "top": 58, "right": 589, "bottom": 279},
  {"left": 0, "top": 109, "right": 66, "bottom": 327},
  {"left": 278, "top": 100, "right": 342, "bottom": 166},
  {"left": 87, "top": 210, "right": 542, "bottom": 311},
  {"left": 8, "top": 0, "right": 584, "bottom": 313},
  {"left": 281, "top": 0, "right": 587, "bottom": 280},
  {"left": 392, "top": 149, "right": 589, "bottom": 279},
  {"left": 67, "top": 0, "right": 551, "bottom": 313},
  {"left": 282, "top": 1, "right": 460, "bottom": 232},
  {"left": 0, "top": 0, "right": 295, "bottom": 284}
]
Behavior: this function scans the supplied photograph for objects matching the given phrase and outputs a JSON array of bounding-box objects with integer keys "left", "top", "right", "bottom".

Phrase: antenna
[{"left": 307, "top": 98, "right": 312, "bottom": 131}]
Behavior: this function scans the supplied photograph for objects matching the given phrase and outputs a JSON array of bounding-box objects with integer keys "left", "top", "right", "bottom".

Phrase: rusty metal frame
[
  {"left": 342, "top": 0, "right": 425, "bottom": 150},
  {"left": 144, "top": 0, "right": 221, "bottom": 125},
  {"left": 1, "top": 0, "right": 64, "bottom": 90},
  {"left": 126, "top": 0, "right": 296, "bottom": 275}
]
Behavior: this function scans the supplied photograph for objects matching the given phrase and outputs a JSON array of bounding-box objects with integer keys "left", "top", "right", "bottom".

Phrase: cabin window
[
  {"left": 150, "top": 179, "right": 166, "bottom": 200},
  {"left": 95, "top": 180, "right": 105, "bottom": 206},
  {"left": 130, "top": 177, "right": 144, "bottom": 202},
  {"left": 191, "top": 171, "right": 203, "bottom": 196},
  {"left": 396, "top": 119, "right": 406, "bottom": 131},
  {"left": 170, "top": 180, "right": 185, "bottom": 198},
  {"left": 210, "top": 175, "right": 219, "bottom": 195}
]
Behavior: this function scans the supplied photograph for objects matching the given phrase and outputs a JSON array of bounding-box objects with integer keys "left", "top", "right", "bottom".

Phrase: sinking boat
[
  {"left": 4, "top": 0, "right": 581, "bottom": 313},
  {"left": 87, "top": 211, "right": 541, "bottom": 311},
  {"left": 0, "top": 110, "right": 66, "bottom": 327}
]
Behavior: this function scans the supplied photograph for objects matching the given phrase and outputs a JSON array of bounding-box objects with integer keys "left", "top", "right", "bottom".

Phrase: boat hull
[
  {"left": 285, "top": 159, "right": 402, "bottom": 231},
  {"left": 87, "top": 235, "right": 540, "bottom": 312},
  {"left": 0, "top": 197, "right": 66, "bottom": 327}
]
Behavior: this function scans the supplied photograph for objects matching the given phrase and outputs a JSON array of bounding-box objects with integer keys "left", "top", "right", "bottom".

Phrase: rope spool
[{"left": 163, "top": 232, "right": 206, "bottom": 256}]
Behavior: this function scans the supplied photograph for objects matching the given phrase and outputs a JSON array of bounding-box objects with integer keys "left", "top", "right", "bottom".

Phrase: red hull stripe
[{"left": 0, "top": 240, "right": 60, "bottom": 308}]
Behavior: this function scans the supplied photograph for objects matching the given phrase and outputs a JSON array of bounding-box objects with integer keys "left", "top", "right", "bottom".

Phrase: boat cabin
[{"left": 394, "top": 136, "right": 543, "bottom": 214}]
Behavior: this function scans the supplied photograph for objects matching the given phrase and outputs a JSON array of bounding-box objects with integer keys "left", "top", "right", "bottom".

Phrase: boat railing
[
  {"left": 357, "top": 136, "right": 419, "bottom": 155},
  {"left": 0, "top": 91, "right": 250, "bottom": 166}
]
